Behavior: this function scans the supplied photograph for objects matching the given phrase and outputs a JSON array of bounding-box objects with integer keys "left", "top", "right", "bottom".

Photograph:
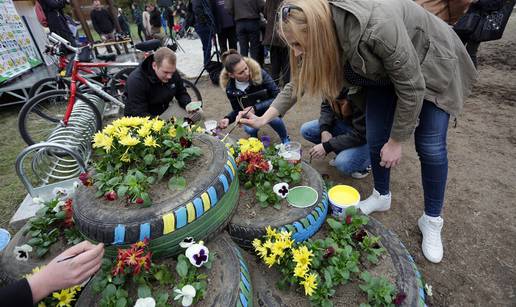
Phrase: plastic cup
[
  {"left": 204, "top": 120, "right": 217, "bottom": 132},
  {"left": 279, "top": 141, "right": 302, "bottom": 163},
  {"left": 328, "top": 185, "right": 360, "bottom": 219}
]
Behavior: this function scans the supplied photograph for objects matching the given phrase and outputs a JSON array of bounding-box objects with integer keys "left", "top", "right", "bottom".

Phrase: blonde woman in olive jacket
[{"left": 238, "top": 0, "right": 477, "bottom": 263}]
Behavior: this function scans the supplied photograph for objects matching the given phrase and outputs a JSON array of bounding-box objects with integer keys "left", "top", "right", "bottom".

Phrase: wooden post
[
  {"left": 70, "top": 0, "right": 94, "bottom": 42},
  {"left": 106, "top": 0, "right": 122, "bottom": 33}
]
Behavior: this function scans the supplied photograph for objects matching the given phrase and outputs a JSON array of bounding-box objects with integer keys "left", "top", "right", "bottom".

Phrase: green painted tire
[{"left": 73, "top": 134, "right": 239, "bottom": 258}]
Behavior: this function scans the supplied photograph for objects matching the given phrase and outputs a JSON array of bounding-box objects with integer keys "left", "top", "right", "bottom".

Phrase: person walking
[
  {"left": 90, "top": 0, "right": 118, "bottom": 53},
  {"left": 225, "top": 0, "right": 264, "bottom": 61},
  {"left": 238, "top": 0, "right": 477, "bottom": 264},
  {"left": 131, "top": 4, "right": 145, "bottom": 42}
]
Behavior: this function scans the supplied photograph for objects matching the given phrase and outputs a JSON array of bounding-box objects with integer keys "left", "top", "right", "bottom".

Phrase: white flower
[
  {"left": 134, "top": 297, "right": 156, "bottom": 307},
  {"left": 73, "top": 181, "right": 80, "bottom": 189},
  {"left": 266, "top": 161, "right": 273, "bottom": 173},
  {"left": 32, "top": 197, "right": 44, "bottom": 205},
  {"left": 52, "top": 187, "right": 68, "bottom": 198},
  {"left": 52, "top": 200, "right": 66, "bottom": 213},
  {"left": 273, "top": 182, "right": 289, "bottom": 199},
  {"left": 14, "top": 244, "right": 33, "bottom": 261},
  {"left": 179, "top": 237, "right": 195, "bottom": 248},
  {"left": 425, "top": 283, "right": 433, "bottom": 297},
  {"left": 185, "top": 242, "right": 209, "bottom": 267},
  {"left": 174, "top": 285, "right": 196, "bottom": 306}
]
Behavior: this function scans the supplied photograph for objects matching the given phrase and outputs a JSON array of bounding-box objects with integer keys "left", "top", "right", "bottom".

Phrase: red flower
[
  {"left": 324, "top": 246, "right": 335, "bottom": 259},
  {"left": 236, "top": 152, "right": 270, "bottom": 175},
  {"left": 105, "top": 191, "right": 118, "bottom": 201},
  {"left": 135, "top": 197, "right": 144, "bottom": 204},
  {"left": 124, "top": 248, "right": 144, "bottom": 267},
  {"left": 353, "top": 229, "right": 367, "bottom": 243},
  {"left": 133, "top": 252, "right": 152, "bottom": 275},
  {"left": 345, "top": 215, "right": 352, "bottom": 225},
  {"left": 61, "top": 199, "right": 74, "bottom": 228},
  {"left": 79, "top": 172, "right": 93, "bottom": 187},
  {"left": 180, "top": 137, "right": 192, "bottom": 148},
  {"left": 393, "top": 292, "right": 407, "bottom": 305},
  {"left": 130, "top": 238, "right": 149, "bottom": 250},
  {"left": 112, "top": 260, "right": 124, "bottom": 276}
]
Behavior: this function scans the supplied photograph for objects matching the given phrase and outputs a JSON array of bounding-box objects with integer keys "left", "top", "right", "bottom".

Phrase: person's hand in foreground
[
  {"left": 309, "top": 144, "right": 327, "bottom": 159},
  {"left": 27, "top": 241, "right": 104, "bottom": 303},
  {"left": 380, "top": 138, "right": 402, "bottom": 168},
  {"left": 218, "top": 118, "right": 230, "bottom": 129}
]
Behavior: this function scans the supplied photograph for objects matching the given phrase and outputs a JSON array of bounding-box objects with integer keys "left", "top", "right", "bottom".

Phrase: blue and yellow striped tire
[
  {"left": 228, "top": 162, "right": 328, "bottom": 249},
  {"left": 73, "top": 134, "right": 240, "bottom": 258}
]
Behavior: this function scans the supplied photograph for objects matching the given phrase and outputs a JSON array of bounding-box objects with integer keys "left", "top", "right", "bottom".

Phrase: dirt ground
[{"left": 196, "top": 18, "right": 516, "bottom": 306}]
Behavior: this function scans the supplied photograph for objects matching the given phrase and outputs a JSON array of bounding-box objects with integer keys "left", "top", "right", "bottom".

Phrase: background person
[
  {"left": 238, "top": 0, "right": 477, "bottom": 264},
  {"left": 211, "top": 0, "right": 238, "bottom": 54},
  {"left": 40, "top": 0, "right": 77, "bottom": 46},
  {"left": 218, "top": 49, "right": 289, "bottom": 143},
  {"left": 90, "top": 0, "right": 118, "bottom": 53},
  {"left": 263, "top": 0, "right": 290, "bottom": 86},
  {"left": 225, "top": 0, "right": 265, "bottom": 61},
  {"left": 124, "top": 47, "right": 201, "bottom": 122}
]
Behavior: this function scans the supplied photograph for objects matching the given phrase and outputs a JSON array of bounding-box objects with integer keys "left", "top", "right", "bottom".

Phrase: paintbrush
[{"left": 221, "top": 106, "right": 254, "bottom": 142}]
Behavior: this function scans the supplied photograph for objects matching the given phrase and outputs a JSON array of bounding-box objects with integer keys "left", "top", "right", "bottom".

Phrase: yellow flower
[
  {"left": 168, "top": 127, "right": 177, "bottom": 138},
  {"left": 103, "top": 124, "right": 116, "bottom": 136},
  {"left": 300, "top": 273, "right": 318, "bottom": 296},
  {"left": 120, "top": 148, "right": 131, "bottom": 162},
  {"left": 265, "top": 226, "right": 278, "bottom": 240},
  {"left": 264, "top": 254, "right": 277, "bottom": 267},
  {"left": 151, "top": 119, "right": 165, "bottom": 132},
  {"left": 37, "top": 302, "right": 46, "bottom": 307},
  {"left": 137, "top": 125, "right": 151, "bottom": 138},
  {"left": 114, "top": 116, "right": 144, "bottom": 128},
  {"left": 93, "top": 132, "right": 113, "bottom": 152},
  {"left": 292, "top": 246, "right": 314, "bottom": 268},
  {"left": 195, "top": 126, "right": 205, "bottom": 133},
  {"left": 115, "top": 126, "right": 130, "bottom": 139},
  {"left": 144, "top": 136, "right": 160, "bottom": 148},
  {"left": 53, "top": 288, "right": 76, "bottom": 307},
  {"left": 238, "top": 137, "right": 264, "bottom": 153},
  {"left": 294, "top": 264, "right": 309, "bottom": 278},
  {"left": 253, "top": 239, "right": 269, "bottom": 259},
  {"left": 119, "top": 135, "right": 140, "bottom": 146}
]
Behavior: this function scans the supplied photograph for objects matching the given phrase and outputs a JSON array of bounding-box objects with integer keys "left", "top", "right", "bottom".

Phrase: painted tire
[
  {"left": 73, "top": 134, "right": 239, "bottom": 258},
  {"left": 252, "top": 217, "right": 425, "bottom": 307},
  {"left": 0, "top": 224, "right": 66, "bottom": 283},
  {"left": 228, "top": 162, "right": 328, "bottom": 249},
  {"left": 76, "top": 232, "right": 253, "bottom": 307}
]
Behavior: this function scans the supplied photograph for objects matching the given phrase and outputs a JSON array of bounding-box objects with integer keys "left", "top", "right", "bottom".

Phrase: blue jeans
[
  {"left": 244, "top": 117, "right": 289, "bottom": 143},
  {"left": 235, "top": 19, "right": 261, "bottom": 60},
  {"left": 365, "top": 86, "right": 449, "bottom": 217},
  {"left": 300, "top": 120, "right": 370, "bottom": 175},
  {"left": 195, "top": 23, "right": 213, "bottom": 66}
]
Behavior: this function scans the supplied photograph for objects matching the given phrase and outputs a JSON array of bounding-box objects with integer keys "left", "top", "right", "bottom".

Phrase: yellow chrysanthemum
[
  {"left": 168, "top": 127, "right": 177, "bottom": 138},
  {"left": 120, "top": 148, "right": 131, "bottom": 163},
  {"left": 119, "top": 135, "right": 140, "bottom": 146},
  {"left": 253, "top": 239, "right": 269, "bottom": 259},
  {"left": 113, "top": 116, "right": 144, "bottom": 128},
  {"left": 137, "top": 125, "right": 151, "bottom": 138},
  {"left": 144, "top": 135, "right": 160, "bottom": 148},
  {"left": 238, "top": 137, "right": 264, "bottom": 153},
  {"left": 93, "top": 132, "right": 113, "bottom": 152},
  {"left": 265, "top": 226, "right": 278, "bottom": 240},
  {"left": 103, "top": 124, "right": 116, "bottom": 136},
  {"left": 292, "top": 246, "right": 314, "bottom": 268},
  {"left": 264, "top": 254, "right": 277, "bottom": 267},
  {"left": 300, "top": 273, "right": 318, "bottom": 296},
  {"left": 151, "top": 119, "right": 165, "bottom": 132},
  {"left": 294, "top": 264, "right": 309, "bottom": 278},
  {"left": 37, "top": 302, "right": 46, "bottom": 307},
  {"left": 53, "top": 288, "right": 76, "bottom": 307},
  {"left": 114, "top": 126, "right": 130, "bottom": 139}
]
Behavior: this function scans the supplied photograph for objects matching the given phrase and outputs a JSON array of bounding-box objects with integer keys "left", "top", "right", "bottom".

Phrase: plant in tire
[
  {"left": 233, "top": 137, "right": 302, "bottom": 209},
  {"left": 252, "top": 207, "right": 405, "bottom": 307},
  {"left": 87, "top": 116, "right": 203, "bottom": 206},
  {"left": 20, "top": 196, "right": 83, "bottom": 259},
  {"left": 91, "top": 238, "right": 212, "bottom": 307},
  {"left": 25, "top": 266, "right": 83, "bottom": 306}
]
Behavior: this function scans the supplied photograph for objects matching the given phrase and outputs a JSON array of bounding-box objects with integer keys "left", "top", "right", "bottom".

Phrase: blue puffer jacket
[{"left": 219, "top": 57, "right": 280, "bottom": 124}]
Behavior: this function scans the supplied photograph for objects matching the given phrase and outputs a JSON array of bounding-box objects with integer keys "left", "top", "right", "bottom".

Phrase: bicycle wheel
[
  {"left": 28, "top": 77, "right": 70, "bottom": 98},
  {"left": 108, "top": 67, "right": 135, "bottom": 101},
  {"left": 18, "top": 90, "right": 103, "bottom": 145},
  {"left": 183, "top": 79, "right": 202, "bottom": 102}
]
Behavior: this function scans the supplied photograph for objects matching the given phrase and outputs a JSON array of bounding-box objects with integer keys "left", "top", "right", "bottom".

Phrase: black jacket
[
  {"left": 124, "top": 55, "right": 191, "bottom": 117},
  {"left": 0, "top": 278, "right": 33, "bottom": 307},
  {"left": 319, "top": 97, "right": 367, "bottom": 154},
  {"left": 90, "top": 8, "right": 115, "bottom": 35},
  {"left": 40, "top": 0, "right": 76, "bottom": 45}
]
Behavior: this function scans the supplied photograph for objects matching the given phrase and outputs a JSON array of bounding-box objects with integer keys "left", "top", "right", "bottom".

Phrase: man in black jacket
[
  {"left": 301, "top": 90, "right": 371, "bottom": 179},
  {"left": 90, "top": 0, "right": 118, "bottom": 53},
  {"left": 124, "top": 47, "right": 201, "bottom": 122},
  {"left": 40, "top": 0, "right": 76, "bottom": 46}
]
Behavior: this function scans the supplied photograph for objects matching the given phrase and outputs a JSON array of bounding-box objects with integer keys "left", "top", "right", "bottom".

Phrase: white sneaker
[
  {"left": 418, "top": 214, "right": 444, "bottom": 263},
  {"left": 356, "top": 189, "right": 391, "bottom": 215}
]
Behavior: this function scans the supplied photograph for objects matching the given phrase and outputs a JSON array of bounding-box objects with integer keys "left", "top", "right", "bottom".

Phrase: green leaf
[
  {"left": 30, "top": 229, "right": 42, "bottom": 237},
  {"left": 115, "top": 297, "right": 127, "bottom": 307},
  {"left": 168, "top": 176, "right": 186, "bottom": 190},
  {"left": 141, "top": 192, "right": 152, "bottom": 206},
  {"left": 176, "top": 258, "right": 189, "bottom": 277},
  {"left": 290, "top": 172, "right": 301, "bottom": 182},
  {"left": 157, "top": 165, "right": 170, "bottom": 181},
  {"left": 54, "top": 211, "right": 66, "bottom": 219},
  {"left": 137, "top": 285, "right": 152, "bottom": 298},
  {"left": 244, "top": 181, "right": 253, "bottom": 189},
  {"left": 173, "top": 160, "right": 185, "bottom": 169},
  {"left": 144, "top": 154, "right": 155, "bottom": 165},
  {"left": 147, "top": 176, "right": 156, "bottom": 185},
  {"left": 135, "top": 170, "right": 146, "bottom": 181},
  {"left": 35, "top": 247, "right": 49, "bottom": 257},
  {"left": 327, "top": 218, "right": 342, "bottom": 230},
  {"left": 27, "top": 237, "right": 42, "bottom": 245},
  {"left": 156, "top": 292, "right": 169, "bottom": 305},
  {"left": 273, "top": 203, "right": 281, "bottom": 210},
  {"left": 103, "top": 284, "right": 117, "bottom": 297},
  {"left": 107, "top": 176, "right": 121, "bottom": 186},
  {"left": 117, "top": 185, "right": 128, "bottom": 197}
]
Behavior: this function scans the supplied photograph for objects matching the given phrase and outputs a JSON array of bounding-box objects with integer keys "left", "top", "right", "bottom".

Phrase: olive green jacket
[{"left": 271, "top": 0, "right": 478, "bottom": 141}]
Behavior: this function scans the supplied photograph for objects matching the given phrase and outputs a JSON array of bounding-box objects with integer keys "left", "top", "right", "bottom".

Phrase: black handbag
[
  {"left": 470, "top": 0, "right": 516, "bottom": 42},
  {"left": 453, "top": 10, "right": 482, "bottom": 37}
]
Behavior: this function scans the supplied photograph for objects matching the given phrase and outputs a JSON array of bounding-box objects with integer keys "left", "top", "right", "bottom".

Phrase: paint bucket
[{"left": 328, "top": 185, "right": 360, "bottom": 219}]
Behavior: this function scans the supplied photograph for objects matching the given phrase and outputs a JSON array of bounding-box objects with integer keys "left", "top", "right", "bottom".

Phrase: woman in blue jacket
[{"left": 218, "top": 49, "right": 289, "bottom": 143}]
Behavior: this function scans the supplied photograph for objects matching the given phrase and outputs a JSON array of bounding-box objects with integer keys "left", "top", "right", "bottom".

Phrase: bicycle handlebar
[{"left": 48, "top": 32, "right": 90, "bottom": 54}]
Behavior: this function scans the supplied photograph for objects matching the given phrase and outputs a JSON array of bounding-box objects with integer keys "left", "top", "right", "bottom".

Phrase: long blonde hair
[{"left": 278, "top": 0, "right": 343, "bottom": 102}]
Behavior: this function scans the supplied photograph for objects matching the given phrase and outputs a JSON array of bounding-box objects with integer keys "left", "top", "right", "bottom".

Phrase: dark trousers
[
  {"left": 195, "top": 23, "right": 213, "bottom": 66},
  {"left": 137, "top": 24, "right": 145, "bottom": 42},
  {"left": 269, "top": 45, "right": 290, "bottom": 86},
  {"left": 365, "top": 86, "right": 450, "bottom": 217},
  {"left": 218, "top": 26, "right": 238, "bottom": 54},
  {"left": 458, "top": 34, "right": 480, "bottom": 68},
  {"left": 235, "top": 19, "right": 261, "bottom": 60}
]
